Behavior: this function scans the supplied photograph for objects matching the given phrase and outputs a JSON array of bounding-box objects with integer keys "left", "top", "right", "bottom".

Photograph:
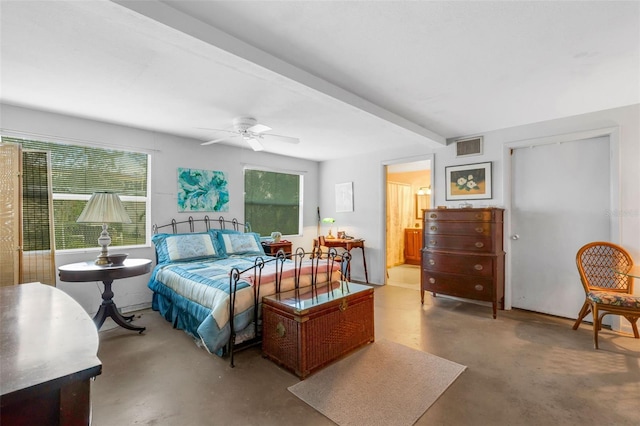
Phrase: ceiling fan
[{"left": 200, "top": 117, "right": 300, "bottom": 151}]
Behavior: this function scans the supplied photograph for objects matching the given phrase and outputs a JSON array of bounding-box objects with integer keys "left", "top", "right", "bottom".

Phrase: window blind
[
  {"left": 244, "top": 169, "right": 301, "bottom": 236},
  {"left": 2, "top": 136, "right": 149, "bottom": 251}
]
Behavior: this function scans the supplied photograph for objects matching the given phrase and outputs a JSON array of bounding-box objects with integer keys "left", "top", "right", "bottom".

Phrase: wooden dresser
[{"left": 421, "top": 208, "right": 505, "bottom": 318}]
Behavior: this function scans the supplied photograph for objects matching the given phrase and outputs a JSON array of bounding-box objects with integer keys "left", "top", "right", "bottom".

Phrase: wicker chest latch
[{"left": 339, "top": 298, "right": 348, "bottom": 312}]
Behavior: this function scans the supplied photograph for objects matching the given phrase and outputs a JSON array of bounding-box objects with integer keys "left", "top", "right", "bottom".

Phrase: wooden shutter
[{"left": 0, "top": 143, "right": 22, "bottom": 286}]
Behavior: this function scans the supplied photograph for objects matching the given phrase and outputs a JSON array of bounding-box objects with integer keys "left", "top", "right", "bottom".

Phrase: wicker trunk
[{"left": 262, "top": 283, "right": 374, "bottom": 379}]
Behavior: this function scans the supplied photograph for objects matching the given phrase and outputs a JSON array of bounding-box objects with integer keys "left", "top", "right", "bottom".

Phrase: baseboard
[{"left": 121, "top": 302, "right": 152, "bottom": 314}]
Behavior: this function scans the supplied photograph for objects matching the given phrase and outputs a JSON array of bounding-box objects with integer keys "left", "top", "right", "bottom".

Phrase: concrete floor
[
  {"left": 93, "top": 285, "right": 640, "bottom": 426},
  {"left": 387, "top": 264, "right": 420, "bottom": 290}
]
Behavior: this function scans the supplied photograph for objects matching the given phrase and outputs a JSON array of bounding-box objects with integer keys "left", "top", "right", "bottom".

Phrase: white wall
[
  {"left": 1, "top": 104, "right": 320, "bottom": 315},
  {"left": 320, "top": 104, "right": 640, "bottom": 293},
  {"left": 3, "top": 103, "right": 637, "bottom": 313}
]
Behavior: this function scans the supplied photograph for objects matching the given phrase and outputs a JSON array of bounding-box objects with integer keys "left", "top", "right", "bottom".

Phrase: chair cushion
[{"left": 587, "top": 291, "right": 640, "bottom": 308}]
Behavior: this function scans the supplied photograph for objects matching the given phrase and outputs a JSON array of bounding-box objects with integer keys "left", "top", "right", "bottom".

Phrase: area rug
[{"left": 288, "top": 339, "right": 466, "bottom": 426}]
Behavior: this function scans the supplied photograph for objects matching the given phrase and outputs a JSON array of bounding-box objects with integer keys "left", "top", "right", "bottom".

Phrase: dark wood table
[
  {"left": 1, "top": 282, "right": 102, "bottom": 426},
  {"left": 316, "top": 238, "right": 369, "bottom": 283},
  {"left": 261, "top": 240, "right": 293, "bottom": 257},
  {"left": 58, "top": 258, "right": 152, "bottom": 333}
]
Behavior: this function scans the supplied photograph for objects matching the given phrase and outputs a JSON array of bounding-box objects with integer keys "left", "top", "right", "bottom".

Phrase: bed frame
[{"left": 151, "top": 216, "right": 351, "bottom": 367}]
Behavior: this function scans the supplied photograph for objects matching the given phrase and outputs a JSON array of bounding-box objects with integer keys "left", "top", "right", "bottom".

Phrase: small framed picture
[
  {"left": 445, "top": 162, "right": 492, "bottom": 201},
  {"left": 335, "top": 182, "right": 354, "bottom": 212}
]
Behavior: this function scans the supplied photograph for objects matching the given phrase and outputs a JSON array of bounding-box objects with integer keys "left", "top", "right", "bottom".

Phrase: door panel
[{"left": 511, "top": 136, "right": 610, "bottom": 318}]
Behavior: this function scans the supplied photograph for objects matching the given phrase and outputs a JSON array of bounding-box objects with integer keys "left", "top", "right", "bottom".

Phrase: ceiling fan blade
[
  {"left": 246, "top": 137, "right": 265, "bottom": 151},
  {"left": 201, "top": 134, "right": 240, "bottom": 146},
  {"left": 196, "top": 127, "right": 234, "bottom": 132},
  {"left": 247, "top": 123, "right": 272, "bottom": 134},
  {"left": 262, "top": 133, "right": 300, "bottom": 144}
]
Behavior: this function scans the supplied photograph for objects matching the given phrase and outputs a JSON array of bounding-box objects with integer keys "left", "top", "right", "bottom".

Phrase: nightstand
[
  {"left": 261, "top": 241, "right": 292, "bottom": 257},
  {"left": 58, "top": 258, "right": 152, "bottom": 333}
]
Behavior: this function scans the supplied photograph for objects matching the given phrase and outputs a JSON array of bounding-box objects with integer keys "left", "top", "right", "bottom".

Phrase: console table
[
  {"left": 1, "top": 283, "right": 102, "bottom": 426},
  {"left": 315, "top": 238, "right": 369, "bottom": 283},
  {"left": 58, "top": 258, "right": 152, "bottom": 333}
]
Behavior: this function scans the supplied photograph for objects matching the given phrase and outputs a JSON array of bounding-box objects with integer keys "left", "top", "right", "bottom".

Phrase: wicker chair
[{"left": 573, "top": 241, "right": 640, "bottom": 348}]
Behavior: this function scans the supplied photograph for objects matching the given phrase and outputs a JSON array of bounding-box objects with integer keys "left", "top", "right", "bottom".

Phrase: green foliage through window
[
  {"left": 244, "top": 169, "right": 301, "bottom": 236},
  {"left": 2, "top": 136, "right": 149, "bottom": 251}
]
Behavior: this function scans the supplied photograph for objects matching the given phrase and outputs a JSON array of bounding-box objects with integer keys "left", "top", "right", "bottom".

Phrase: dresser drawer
[
  {"left": 423, "top": 252, "right": 494, "bottom": 277},
  {"left": 424, "top": 210, "right": 496, "bottom": 222},
  {"left": 424, "top": 235, "right": 494, "bottom": 253},
  {"left": 424, "top": 221, "right": 494, "bottom": 237},
  {"left": 422, "top": 271, "right": 494, "bottom": 301}
]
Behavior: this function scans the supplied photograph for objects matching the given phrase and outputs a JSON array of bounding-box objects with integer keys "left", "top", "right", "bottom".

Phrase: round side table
[{"left": 58, "top": 258, "right": 152, "bottom": 333}]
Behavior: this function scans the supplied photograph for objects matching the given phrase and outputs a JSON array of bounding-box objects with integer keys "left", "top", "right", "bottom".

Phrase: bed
[{"left": 147, "top": 216, "right": 349, "bottom": 366}]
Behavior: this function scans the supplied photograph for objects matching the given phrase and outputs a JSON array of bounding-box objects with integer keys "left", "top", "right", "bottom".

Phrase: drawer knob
[
  {"left": 429, "top": 240, "right": 437, "bottom": 246},
  {"left": 429, "top": 277, "right": 435, "bottom": 284},
  {"left": 428, "top": 259, "right": 435, "bottom": 265},
  {"left": 474, "top": 264, "right": 484, "bottom": 271},
  {"left": 430, "top": 226, "right": 438, "bottom": 232},
  {"left": 474, "top": 284, "right": 484, "bottom": 291},
  {"left": 430, "top": 213, "right": 437, "bottom": 219},
  {"left": 475, "top": 242, "right": 484, "bottom": 248},
  {"left": 475, "top": 227, "right": 484, "bottom": 233},
  {"left": 475, "top": 214, "right": 482, "bottom": 219}
]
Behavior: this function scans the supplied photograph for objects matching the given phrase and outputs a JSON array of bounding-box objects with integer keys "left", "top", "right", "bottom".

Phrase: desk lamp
[
  {"left": 322, "top": 217, "right": 336, "bottom": 239},
  {"left": 77, "top": 192, "right": 131, "bottom": 265}
]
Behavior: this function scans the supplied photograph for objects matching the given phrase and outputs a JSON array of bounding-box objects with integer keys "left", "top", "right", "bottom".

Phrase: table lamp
[
  {"left": 322, "top": 217, "right": 336, "bottom": 239},
  {"left": 77, "top": 192, "right": 131, "bottom": 265}
]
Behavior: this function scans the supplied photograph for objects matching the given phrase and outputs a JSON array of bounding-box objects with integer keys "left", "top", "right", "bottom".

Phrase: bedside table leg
[{"left": 93, "top": 279, "right": 145, "bottom": 333}]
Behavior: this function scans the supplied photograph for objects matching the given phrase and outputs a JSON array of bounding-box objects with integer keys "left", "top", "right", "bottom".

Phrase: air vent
[{"left": 456, "top": 136, "right": 483, "bottom": 157}]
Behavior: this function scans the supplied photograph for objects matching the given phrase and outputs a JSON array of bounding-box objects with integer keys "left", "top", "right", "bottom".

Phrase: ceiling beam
[{"left": 112, "top": 0, "right": 446, "bottom": 146}]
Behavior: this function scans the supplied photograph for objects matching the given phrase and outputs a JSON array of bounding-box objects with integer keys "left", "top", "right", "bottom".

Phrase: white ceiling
[{"left": 1, "top": 1, "right": 638, "bottom": 161}]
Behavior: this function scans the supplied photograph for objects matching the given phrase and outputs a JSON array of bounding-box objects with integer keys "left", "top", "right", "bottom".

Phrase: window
[
  {"left": 2, "top": 136, "right": 149, "bottom": 251},
  {"left": 244, "top": 169, "right": 302, "bottom": 236}
]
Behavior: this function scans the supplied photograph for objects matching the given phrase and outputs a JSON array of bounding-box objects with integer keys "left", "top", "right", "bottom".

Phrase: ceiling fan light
[
  {"left": 247, "top": 123, "right": 272, "bottom": 134},
  {"left": 202, "top": 117, "right": 297, "bottom": 150}
]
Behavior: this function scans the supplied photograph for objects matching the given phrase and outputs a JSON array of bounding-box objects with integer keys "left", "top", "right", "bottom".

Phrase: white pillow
[
  {"left": 164, "top": 233, "right": 218, "bottom": 261},
  {"left": 220, "top": 233, "right": 264, "bottom": 255}
]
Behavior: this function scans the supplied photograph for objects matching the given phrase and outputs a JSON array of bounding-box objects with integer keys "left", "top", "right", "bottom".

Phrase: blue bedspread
[
  {"left": 148, "top": 256, "right": 264, "bottom": 355},
  {"left": 148, "top": 255, "right": 341, "bottom": 355}
]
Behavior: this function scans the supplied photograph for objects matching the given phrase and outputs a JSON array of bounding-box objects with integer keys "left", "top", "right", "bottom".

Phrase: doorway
[
  {"left": 385, "top": 158, "right": 432, "bottom": 289},
  {"left": 509, "top": 134, "right": 613, "bottom": 318}
]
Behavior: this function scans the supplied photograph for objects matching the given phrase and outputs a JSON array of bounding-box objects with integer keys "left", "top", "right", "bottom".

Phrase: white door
[{"left": 510, "top": 136, "right": 610, "bottom": 318}]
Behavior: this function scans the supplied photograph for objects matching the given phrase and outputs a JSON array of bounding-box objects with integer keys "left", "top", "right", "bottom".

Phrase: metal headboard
[{"left": 152, "top": 215, "right": 251, "bottom": 234}]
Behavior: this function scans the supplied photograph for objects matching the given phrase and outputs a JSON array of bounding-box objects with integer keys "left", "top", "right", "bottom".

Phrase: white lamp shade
[{"left": 77, "top": 192, "right": 132, "bottom": 224}]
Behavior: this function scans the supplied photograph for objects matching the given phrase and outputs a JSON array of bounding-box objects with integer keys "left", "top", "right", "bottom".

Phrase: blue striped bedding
[{"left": 148, "top": 255, "right": 340, "bottom": 355}]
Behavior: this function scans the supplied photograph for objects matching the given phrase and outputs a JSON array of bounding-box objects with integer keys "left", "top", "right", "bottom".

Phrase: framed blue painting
[{"left": 177, "top": 168, "right": 229, "bottom": 212}]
